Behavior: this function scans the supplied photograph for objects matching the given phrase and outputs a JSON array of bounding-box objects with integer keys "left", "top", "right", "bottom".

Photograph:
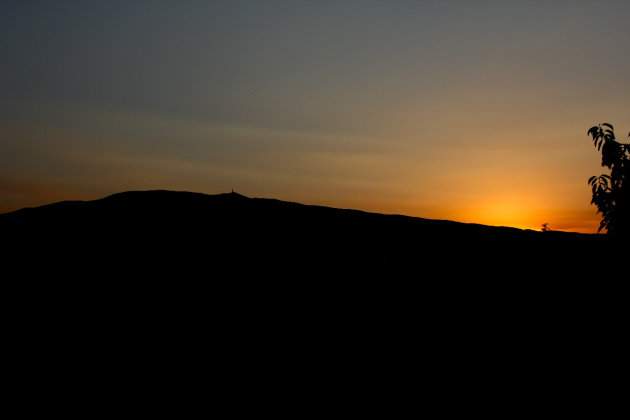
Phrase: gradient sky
[{"left": 1, "top": 0, "right": 629, "bottom": 232}]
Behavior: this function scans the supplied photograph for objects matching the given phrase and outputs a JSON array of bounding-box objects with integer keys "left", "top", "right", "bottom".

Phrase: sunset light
[{"left": 1, "top": 1, "right": 628, "bottom": 233}]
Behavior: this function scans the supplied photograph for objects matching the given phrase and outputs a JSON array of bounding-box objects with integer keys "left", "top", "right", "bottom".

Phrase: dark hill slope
[
  {"left": 1, "top": 190, "right": 609, "bottom": 277},
  {"left": 2, "top": 190, "right": 624, "bottom": 391}
]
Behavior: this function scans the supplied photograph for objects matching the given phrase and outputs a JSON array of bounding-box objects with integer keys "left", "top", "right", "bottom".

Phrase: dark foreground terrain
[
  {"left": 2, "top": 189, "right": 622, "bottom": 310},
  {"left": 1, "top": 189, "right": 613, "bottom": 274},
  {"left": 2, "top": 190, "right": 623, "bottom": 410}
]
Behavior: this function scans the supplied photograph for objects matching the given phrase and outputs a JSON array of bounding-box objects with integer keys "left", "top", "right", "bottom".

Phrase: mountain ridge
[
  {"left": 2, "top": 189, "right": 611, "bottom": 279},
  {"left": 0, "top": 189, "right": 587, "bottom": 236},
  {"left": 2, "top": 189, "right": 624, "bottom": 340}
]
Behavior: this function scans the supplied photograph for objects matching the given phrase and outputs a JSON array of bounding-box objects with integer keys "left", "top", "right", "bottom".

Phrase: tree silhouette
[{"left": 587, "top": 123, "right": 630, "bottom": 235}]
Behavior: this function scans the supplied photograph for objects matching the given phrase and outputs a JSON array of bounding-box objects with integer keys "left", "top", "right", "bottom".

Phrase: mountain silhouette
[
  {"left": 3, "top": 189, "right": 623, "bottom": 399},
  {"left": 6, "top": 188, "right": 621, "bottom": 335},
  {"left": 1, "top": 189, "right": 610, "bottom": 278}
]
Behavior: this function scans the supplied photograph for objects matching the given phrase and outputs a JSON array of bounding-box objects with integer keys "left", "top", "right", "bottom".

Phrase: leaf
[
  {"left": 602, "top": 123, "right": 614, "bottom": 129},
  {"left": 588, "top": 175, "right": 596, "bottom": 184}
]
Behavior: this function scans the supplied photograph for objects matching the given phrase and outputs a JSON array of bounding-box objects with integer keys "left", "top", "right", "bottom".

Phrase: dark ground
[
  {"left": 1, "top": 189, "right": 623, "bottom": 305},
  {"left": 1, "top": 189, "right": 614, "bottom": 273},
  {"left": 1, "top": 190, "right": 624, "bottom": 412}
]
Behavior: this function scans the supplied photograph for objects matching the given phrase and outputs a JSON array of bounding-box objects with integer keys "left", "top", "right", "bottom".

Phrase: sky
[{"left": 1, "top": 0, "right": 628, "bottom": 232}]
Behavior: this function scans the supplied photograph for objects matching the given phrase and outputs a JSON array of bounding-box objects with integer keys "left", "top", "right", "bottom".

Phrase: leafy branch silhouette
[{"left": 587, "top": 123, "right": 630, "bottom": 235}]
